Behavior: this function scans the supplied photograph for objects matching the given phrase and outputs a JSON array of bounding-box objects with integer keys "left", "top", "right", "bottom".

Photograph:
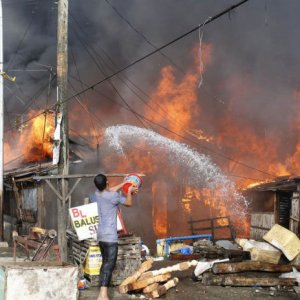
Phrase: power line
[
  {"left": 8, "top": 0, "right": 250, "bottom": 131},
  {"left": 66, "top": 0, "right": 250, "bottom": 102},
  {"left": 4, "top": 0, "right": 274, "bottom": 178},
  {"left": 69, "top": 22, "right": 150, "bottom": 129},
  {"left": 69, "top": 11, "right": 213, "bottom": 139},
  {"left": 67, "top": 74, "right": 276, "bottom": 179},
  {"left": 103, "top": 0, "right": 186, "bottom": 73},
  {"left": 70, "top": 46, "right": 104, "bottom": 143}
]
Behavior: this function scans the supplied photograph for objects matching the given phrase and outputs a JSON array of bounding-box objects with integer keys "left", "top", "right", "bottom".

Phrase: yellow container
[
  {"left": 156, "top": 239, "right": 185, "bottom": 256},
  {"left": 84, "top": 245, "right": 102, "bottom": 275}
]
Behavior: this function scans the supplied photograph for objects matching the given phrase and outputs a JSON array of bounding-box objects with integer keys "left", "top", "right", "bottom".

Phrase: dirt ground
[{"left": 79, "top": 260, "right": 299, "bottom": 300}]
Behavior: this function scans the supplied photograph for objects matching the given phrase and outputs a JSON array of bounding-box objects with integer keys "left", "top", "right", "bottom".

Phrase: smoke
[{"left": 3, "top": 0, "right": 300, "bottom": 242}]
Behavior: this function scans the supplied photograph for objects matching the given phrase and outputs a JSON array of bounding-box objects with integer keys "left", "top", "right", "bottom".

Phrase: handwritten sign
[{"left": 69, "top": 203, "right": 123, "bottom": 241}]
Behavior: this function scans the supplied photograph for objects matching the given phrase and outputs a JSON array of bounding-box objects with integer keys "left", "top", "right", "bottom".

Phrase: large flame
[
  {"left": 4, "top": 111, "right": 55, "bottom": 167},
  {"left": 6, "top": 41, "right": 300, "bottom": 241}
]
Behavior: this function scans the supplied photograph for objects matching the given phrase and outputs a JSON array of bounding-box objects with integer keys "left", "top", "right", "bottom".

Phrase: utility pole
[
  {"left": 56, "top": 0, "right": 69, "bottom": 261},
  {"left": 0, "top": 0, "right": 4, "bottom": 241}
]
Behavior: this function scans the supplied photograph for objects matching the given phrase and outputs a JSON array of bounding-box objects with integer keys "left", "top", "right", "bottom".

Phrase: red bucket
[{"left": 122, "top": 174, "right": 143, "bottom": 195}]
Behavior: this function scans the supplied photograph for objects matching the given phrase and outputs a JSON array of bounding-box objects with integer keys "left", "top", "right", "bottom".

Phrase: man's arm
[
  {"left": 109, "top": 182, "right": 124, "bottom": 192},
  {"left": 123, "top": 185, "right": 138, "bottom": 207}
]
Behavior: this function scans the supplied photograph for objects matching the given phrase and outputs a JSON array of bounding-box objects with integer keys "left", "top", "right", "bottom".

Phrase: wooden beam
[
  {"left": 138, "top": 260, "right": 197, "bottom": 281},
  {"left": 143, "top": 283, "right": 159, "bottom": 294},
  {"left": 212, "top": 261, "right": 297, "bottom": 274},
  {"left": 203, "top": 274, "right": 297, "bottom": 287},
  {"left": 45, "top": 179, "right": 64, "bottom": 201},
  {"left": 122, "top": 273, "right": 171, "bottom": 292},
  {"left": 151, "top": 277, "right": 179, "bottom": 298},
  {"left": 33, "top": 173, "right": 146, "bottom": 180},
  {"left": 119, "top": 258, "right": 154, "bottom": 294}
]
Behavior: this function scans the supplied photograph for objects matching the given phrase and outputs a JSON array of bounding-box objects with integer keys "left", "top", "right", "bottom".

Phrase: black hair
[{"left": 94, "top": 174, "right": 107, "bottom": 191}]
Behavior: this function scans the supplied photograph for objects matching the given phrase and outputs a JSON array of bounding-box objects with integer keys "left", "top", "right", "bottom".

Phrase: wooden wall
[{"left": 250, "top": 212, "right": 275, "bottom": 240}]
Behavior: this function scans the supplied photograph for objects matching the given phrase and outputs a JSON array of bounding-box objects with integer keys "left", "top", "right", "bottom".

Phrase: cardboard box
[{"left": 263, "top": 224, "right": 300, "bottom": 261}]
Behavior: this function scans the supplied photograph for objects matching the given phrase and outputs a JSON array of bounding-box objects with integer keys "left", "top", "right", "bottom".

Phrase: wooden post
[
  {"left": 37, "top": 183, "right": 45, "bottom": 228},
  {"left": 189, "top": 216, "right": 194, "bottom": 235},
  {"left": 211, "top": 219, "right": 215, "bottom": 241},
  {"left": 57, "top": 0, "right": 69, "bottom": 261},
  {"left": 274, "top": 193, "right": 278, "bottom": 224}
]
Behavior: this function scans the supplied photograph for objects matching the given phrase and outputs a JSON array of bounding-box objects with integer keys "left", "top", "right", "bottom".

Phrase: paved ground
[
  {"left": 1, "top": 247, "right": 298, "bottom": 300},
  {"left": 79, "top": 260, "right": 299, "bottom": 300},
  {"left": 79, "top": 283, "right": 298, "bottom": 300}
]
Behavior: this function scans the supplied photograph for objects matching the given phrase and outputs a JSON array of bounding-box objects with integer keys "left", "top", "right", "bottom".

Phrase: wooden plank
[
  {"left": 212, "top": 261, "right": 295, "bottom": 274},
  {"left": 250, "top": 213, "right": 274, "bottom": 240},
  {"left": 290, "top": 191, "right": 299, "bottom": 234},
  {"left": 138, "top": 261, "right": 197, "bottom": 281},
  {"left": 202, "top": 274, "right": 297, "bottom": 287},
  {"left": 122, "top": 273, "right": 171, "bottom": 292}
]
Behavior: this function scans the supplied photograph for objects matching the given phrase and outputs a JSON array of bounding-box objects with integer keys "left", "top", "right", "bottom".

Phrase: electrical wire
[
  {"left": 5, "top": 0, "right": 250, "bottom": 131},
  {"left": 69, "top": 11, "right": 210, "bottom": 138},
  {"left": 65, "top": 0, "right": 250, "bottom": 102},
  {"left": 68, "top": 73, "right": 276, "bottom": 179},
  {"left": 70, "top": 45, "right": 103, "bottom": 143},
  {"left": 69, "top": 22, "right": 150, "bottom": 129},
  {"left": 3, "top": 0, "right": 274, "bottom": 179}
]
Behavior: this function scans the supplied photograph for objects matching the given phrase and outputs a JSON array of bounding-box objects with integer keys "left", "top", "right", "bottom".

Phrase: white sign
[{"left": 69, "top": 203, "right": 123, "bottom": 241}]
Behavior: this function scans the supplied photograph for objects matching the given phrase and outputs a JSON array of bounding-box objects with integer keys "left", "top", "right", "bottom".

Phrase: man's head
[{"left": 94, "top": 174, "right": 108, "bottom": 191}]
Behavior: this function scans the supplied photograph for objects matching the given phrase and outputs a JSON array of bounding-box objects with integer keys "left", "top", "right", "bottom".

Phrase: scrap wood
[
  {"left": 121, "top": 273, "right": 171, "bottom": 293},
  {"left": 119, "top": 258, "right": 154, "bottom": 293},
  {"left": 212, "top": 261, "right": 300, "bottom": 274},
  {"left": 138, "top": 260, "right": 197, "bottom": 281},
  {"left": 202, "top": 273, "right": 297, "bottom": 287},
  {"left": 151, "top": 277, "right": 179, "bottom": 298},
  {"left": 143, "top": 282, "right": 159, "bottom": 293}
]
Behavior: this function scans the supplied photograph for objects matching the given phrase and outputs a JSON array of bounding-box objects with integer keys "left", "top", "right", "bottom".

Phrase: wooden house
[{"left": 246, "top": 176, "right": 300, "bottom": 240}]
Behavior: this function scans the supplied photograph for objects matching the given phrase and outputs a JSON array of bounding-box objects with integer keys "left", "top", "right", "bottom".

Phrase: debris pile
[
  {"left": 118, "top": 258, "right": 197, "bottom": 298},
  {"left": 192, "top": 224, "right": 300, "bottom": 295}
]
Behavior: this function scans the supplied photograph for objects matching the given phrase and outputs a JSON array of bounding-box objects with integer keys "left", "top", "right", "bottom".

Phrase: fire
[
  {"left": 21, "top": 112, "right": 55, "bottom": 163},
  {"left": 4, "top": 111, "right": 55, "bottom": 167},
  {"left": 152, "top": 181, "right": 168, "bottom": 238},
  {"left": 145, "top": 44, "right": 213, "bottom": 139}
]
